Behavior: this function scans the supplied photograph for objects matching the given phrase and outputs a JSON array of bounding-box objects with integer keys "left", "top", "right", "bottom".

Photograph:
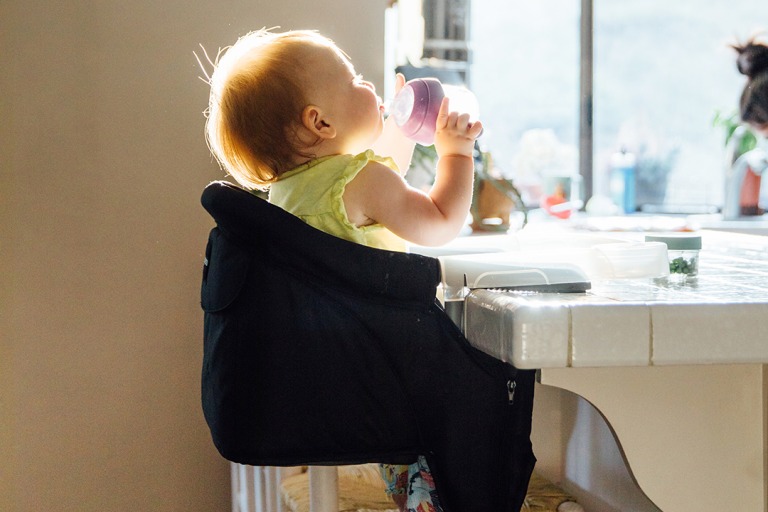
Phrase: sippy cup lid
[{"left": 391, "top": 78, "right": 445, "bottom": 146}]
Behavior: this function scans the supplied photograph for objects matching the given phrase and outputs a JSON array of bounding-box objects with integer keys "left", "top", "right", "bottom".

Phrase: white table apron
[{"left": 538, "top": 364, "right": 767, "bottom": 512}]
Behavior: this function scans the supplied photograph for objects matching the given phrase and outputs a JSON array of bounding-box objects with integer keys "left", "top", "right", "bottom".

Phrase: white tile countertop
[
  {"left": 444, "top": 228, "right": 768, "bottom": 512},
  {"left": 463, "top": 229, "right": 768, "bottom": 369}
]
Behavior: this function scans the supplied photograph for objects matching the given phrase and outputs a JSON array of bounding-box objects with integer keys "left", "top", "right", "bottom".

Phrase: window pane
[
  {"left": 593, "top": 0, "right": 760, "bottom": 208},
  {"left": 470, "top": 0, "right": 580, "bottom": 204},
  {"left": 471, "top": 0, "right": 761, "bottom": 210}
]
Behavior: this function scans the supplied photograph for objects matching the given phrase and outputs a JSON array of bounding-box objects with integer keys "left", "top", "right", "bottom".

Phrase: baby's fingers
[
  {"left": 468, "top": 120, "right": 484, "bottom": 139},
  {"left": 456, "top": 112, "right": 471, "bottom": 129},
  {"left": 436, "top": 97, "right": 451, "bottom": 129},
  {"left": 454, "top": 112, "right": 483, "bottom": 140},
  {"left": 394, "top": 73, "right": 406, "bottom": 94}
]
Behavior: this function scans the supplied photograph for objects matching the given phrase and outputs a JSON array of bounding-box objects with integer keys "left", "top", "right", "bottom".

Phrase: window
[
  {"left": 391, "top": 0, "right": 763, "bottom": 211},
  {"left": 469, "top": 1, "right": 580, "bottom": 206}
]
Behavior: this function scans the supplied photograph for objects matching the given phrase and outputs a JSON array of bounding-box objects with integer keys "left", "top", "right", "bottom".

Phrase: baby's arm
[
  {"left": 344, "top": 98, "right": 483, "bottom": 246},
  {"left": 370, "top": 74, "right": 416, "bottom": 174}
]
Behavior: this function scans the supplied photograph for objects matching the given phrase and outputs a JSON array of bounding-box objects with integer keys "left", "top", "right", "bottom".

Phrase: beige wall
[{"left": 0, "top": 2, "right": 386, "bottom": 510}]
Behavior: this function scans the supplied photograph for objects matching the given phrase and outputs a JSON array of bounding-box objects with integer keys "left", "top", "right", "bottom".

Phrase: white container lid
[
  {"left": 591, "top": 241, "right": 670, "bottom": 279},
  {"left": 645, "top": 233, "right": 702, "bottom": 251}
]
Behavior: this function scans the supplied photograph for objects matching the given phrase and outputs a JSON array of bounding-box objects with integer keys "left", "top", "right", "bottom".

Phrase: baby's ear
[{"left": 301, "top": 105, "right": 336, "bottom": 139}]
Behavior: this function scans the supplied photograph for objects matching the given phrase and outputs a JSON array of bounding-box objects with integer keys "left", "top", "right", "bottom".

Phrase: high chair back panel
[{"left": 200, "top": 181, "right": 536, "bottom": 512}]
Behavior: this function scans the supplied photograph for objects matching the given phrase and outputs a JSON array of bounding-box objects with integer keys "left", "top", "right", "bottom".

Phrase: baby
[
  {"left": 205, "top": 29, "right": 482, "bottom": 249},
  {"left": 204, "top": 28, "right": 483, "bottom": 511}
]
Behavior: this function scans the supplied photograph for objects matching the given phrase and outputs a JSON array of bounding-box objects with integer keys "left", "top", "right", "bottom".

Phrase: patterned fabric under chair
[
  {"left": 280, "top": 464, "right": 397, "bottom": 512},
  {"left": 279, "top": 463, "right": 584, "bottom": 512}
]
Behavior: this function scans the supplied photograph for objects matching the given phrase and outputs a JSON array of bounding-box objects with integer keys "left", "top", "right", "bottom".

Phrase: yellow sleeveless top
[{"left": 268, "top": 150, "right": 405, "bottom": 251}]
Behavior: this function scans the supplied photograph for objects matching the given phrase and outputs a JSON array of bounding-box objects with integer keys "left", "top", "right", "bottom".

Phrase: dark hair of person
[{"left": 732, "top": 36, "right": 768, "bottom": 127}]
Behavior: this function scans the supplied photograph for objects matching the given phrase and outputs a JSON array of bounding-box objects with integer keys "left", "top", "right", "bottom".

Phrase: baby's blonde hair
[{"left": 204, "top": 29, "right": 336, "bottom": 189}]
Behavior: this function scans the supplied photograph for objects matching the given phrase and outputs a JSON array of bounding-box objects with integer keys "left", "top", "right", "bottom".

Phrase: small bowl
[{"left": 645, "top": 234, "right": 702, "bottom": 279}]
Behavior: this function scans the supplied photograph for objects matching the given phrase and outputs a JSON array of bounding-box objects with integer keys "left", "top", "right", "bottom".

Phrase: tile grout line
[
  {"left": 648, "top": 304, "right": 654, "bottom": 366},
  {"left": 567, "top": 306, "right": 573, "bottom": 368}
]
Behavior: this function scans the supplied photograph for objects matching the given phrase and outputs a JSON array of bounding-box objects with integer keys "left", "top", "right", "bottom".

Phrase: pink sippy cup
[{"left": 390, "top": 78, "right": 480, "bottom": 146}]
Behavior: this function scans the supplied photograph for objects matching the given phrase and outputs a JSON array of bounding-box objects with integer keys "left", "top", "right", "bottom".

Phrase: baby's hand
[
  {"left": 433, "top": 97, "right": 483, "bottom": 159},
  {"left": 393, "top": 72, "right": 406, "bottom": 95}
]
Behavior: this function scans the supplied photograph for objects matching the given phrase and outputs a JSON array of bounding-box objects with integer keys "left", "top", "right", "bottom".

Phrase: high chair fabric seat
[{"left": 200, "top": 181, "right": 536, "bottom": 512}]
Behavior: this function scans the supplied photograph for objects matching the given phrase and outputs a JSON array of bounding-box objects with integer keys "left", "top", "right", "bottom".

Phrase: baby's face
[{"left": 303, "top": 44, "right": 384, "bottom": 154}]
